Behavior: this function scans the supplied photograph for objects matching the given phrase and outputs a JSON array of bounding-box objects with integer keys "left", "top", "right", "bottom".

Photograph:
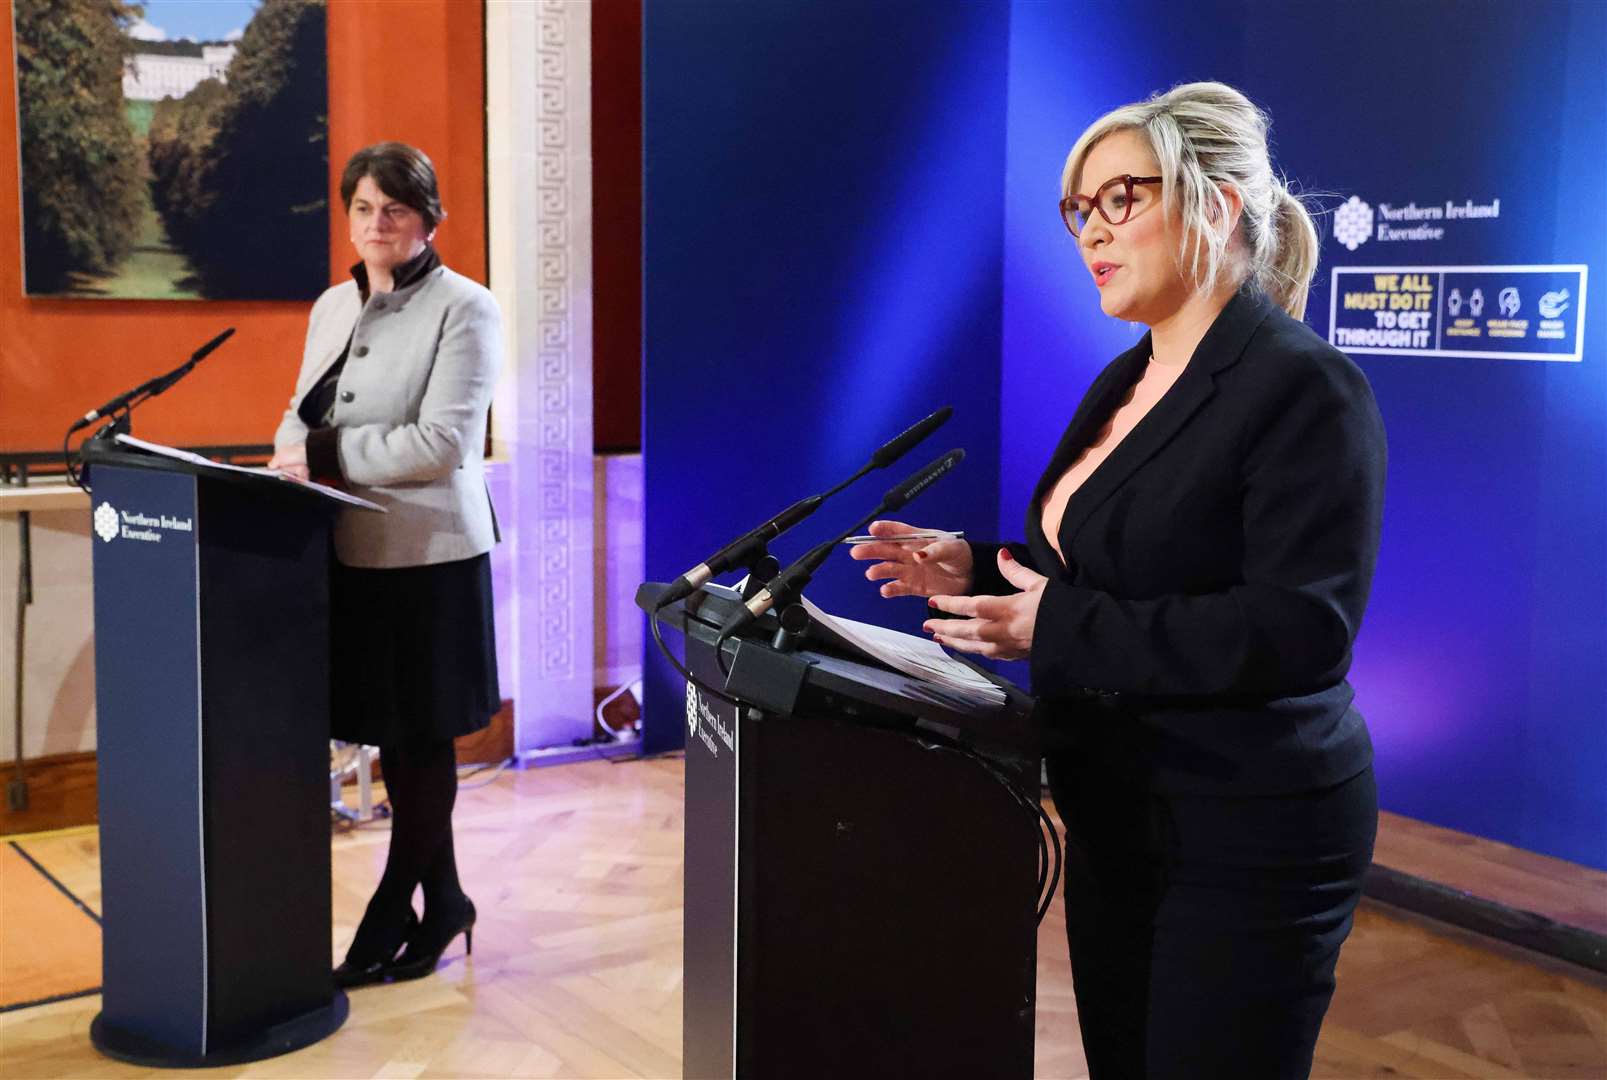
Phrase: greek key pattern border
[{"left": 533, "top": 0, "right": 574, "bottom": 681}]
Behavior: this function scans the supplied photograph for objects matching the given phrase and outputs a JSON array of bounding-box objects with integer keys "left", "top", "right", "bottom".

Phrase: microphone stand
[
  {"left": 739, "top": 553, "right": 780, "bottom": 602},
  {"left": 714, "top": 448, "right": 967, "bottom": 666},
  {"left": 63, "top": 328, "right": 236, "bottom": 492},
  {"left": 650, "top": 408, "right": 957, "bottom": 706},
  {"left": 657, "top": 406, "right": 954, "bottom": 613}
]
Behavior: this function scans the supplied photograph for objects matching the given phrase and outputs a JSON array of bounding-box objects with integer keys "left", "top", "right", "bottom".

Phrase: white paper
[
  {"left": 797, "top": 594, "right": 1007, "bottom": 708},
  {"left": 113, "top": 434, "right": 384, "bottom": 511}
]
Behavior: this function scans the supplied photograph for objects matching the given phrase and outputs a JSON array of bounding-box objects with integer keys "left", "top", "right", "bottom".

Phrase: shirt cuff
[{"left": 305, "top": 427, "right": 344, "bottom": 481}]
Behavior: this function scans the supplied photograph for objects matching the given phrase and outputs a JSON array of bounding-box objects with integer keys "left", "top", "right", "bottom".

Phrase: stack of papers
[
  {"left": 797, "top": 595, "right": 1007, "bottom": 708},
  {"left": 113, "top": 434, "right": 383, "bottom": 511}
]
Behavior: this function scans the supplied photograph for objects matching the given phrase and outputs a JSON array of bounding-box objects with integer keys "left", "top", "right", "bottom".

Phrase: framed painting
[{"left": 12, "top": 0, "right": 328, "bottom": 299}]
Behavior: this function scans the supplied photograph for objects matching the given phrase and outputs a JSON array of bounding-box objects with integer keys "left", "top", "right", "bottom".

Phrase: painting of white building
[
  {"left": 15, "top": 0, "right": 325, "bottom": 299},
  {"left": 122, "top": 44, "right": 236, "bottom": 102}
]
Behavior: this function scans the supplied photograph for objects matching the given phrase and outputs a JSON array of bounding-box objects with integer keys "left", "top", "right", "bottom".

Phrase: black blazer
[{"left": 973, "top": 289, "right": 1387, "bottom": 795}]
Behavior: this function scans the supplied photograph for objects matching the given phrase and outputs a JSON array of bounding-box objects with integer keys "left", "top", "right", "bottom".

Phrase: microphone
[
  {"left": 718, "top": 447, "right": 966, "bottom": 637},
  {"left": 871, "top": 405, "right": 953, "bottom": 467},
  {"left": 820, "top": 406, "right": 953, "bottom": 499},
  {"left": 879, "top": 446, "right": 965, "bottom": 514},
  {"left": 193, "top": 326, "right": 238, "bottom": 359},
  {"left": 71, "top": 328, "right": 237, "bottom": 432},
  {"left": 654, "top": 407, "right": 953, "bottom": 611},
  {"left": 654, "top": 494, "right": 823, "bottom": 610},
  {"left": 148, "top": 327, "right": 236, "bottom": 396}
]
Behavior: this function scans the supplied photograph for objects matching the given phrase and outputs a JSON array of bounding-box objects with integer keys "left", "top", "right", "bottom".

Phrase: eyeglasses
[{"left": 1059, "top": 174, "right": 1162, "bottom": 237}]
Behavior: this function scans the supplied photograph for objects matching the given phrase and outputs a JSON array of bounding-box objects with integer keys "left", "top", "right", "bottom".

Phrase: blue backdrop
[
  {"left": 645, "top": 1, "right": 1606, "bottom": 869},
  {"left": 641, "top": 0, "right": 1010, "bottom": 753},
  {"left": 1001, "top": 0, "right": 1606, "bottom": 868}
]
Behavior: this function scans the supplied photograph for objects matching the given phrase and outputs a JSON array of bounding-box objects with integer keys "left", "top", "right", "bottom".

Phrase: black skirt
[{"left": 329, "top": 553, "right": 499, "bottom": 747}]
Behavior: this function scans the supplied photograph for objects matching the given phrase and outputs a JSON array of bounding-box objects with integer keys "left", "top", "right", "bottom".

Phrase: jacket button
[
  {"left": 354, "top": 345, "right": 369, "bottom": 357},
  {"left": 340, "top": 390, "right": 355, "bottom": 403}
]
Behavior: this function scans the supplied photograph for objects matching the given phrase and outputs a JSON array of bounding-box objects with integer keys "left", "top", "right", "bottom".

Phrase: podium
[
  {"left": 81, "top": 442, "right": 366, "bottom": 1067},
  {"left": 640, "top": 583, "right": 1044, "bottom": 1080}
]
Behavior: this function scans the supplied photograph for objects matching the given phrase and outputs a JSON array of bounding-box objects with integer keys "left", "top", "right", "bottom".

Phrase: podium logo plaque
[{"left": 95, "top": 502, "right": 121, "bottom": 543}]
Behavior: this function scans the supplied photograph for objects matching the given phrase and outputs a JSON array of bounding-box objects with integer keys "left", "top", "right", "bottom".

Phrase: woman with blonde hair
[{"left": 854, "top": 82, "right": 1385, "bottom": 1077}]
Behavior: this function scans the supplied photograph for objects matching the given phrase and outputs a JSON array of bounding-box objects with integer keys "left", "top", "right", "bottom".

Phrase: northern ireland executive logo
[
  {"left": 1334, "top": 196, "right": 1373, "bottom": 251},
  {"left": 1335, "top": 194, "right": 1502, "bottom": 250},
  {"left": 94, "top": 502, "right": 119, "bottom": 543},
  {"left": 684, "top": 682, "right": 734, "bottom": 756}
]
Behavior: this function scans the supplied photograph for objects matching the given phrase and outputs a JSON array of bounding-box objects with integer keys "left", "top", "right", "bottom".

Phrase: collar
[
  {"left": 349, "top": 244, "right": 442, "bottom": 300},
  {"left": 1027, "top": 286, "right": 1279, "bottom": 559},
  {"left": 1179, "top": 285, "right": 1277, "bottom": 379}
]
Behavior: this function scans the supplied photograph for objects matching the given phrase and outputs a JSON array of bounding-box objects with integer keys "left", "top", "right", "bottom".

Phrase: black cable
[
  {"left": 64, "top": 401, "right": 141, "bottom": 494},
  {"left": 62, "top": 428, "right": 87, "bottom": 493},
  {"left": 1033, "top": 787, "right": 1063, "bottom": 923},
  {"left": 1035, "top": 813, "right": 1049, "bottom": 901},
  {"left": 915, "top": 732, "right": 1062, "bottom": 925},
  {"left": 714, "top": 622, "right": 733, "bottom": 678},
  {"left": 650, "top": 601, "right": 744, "bottom": 708}
]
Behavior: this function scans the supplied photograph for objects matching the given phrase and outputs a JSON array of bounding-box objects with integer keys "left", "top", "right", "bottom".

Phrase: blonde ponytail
[{"left": 1258, "top": 184, "right": 1320, "bottom": 319}]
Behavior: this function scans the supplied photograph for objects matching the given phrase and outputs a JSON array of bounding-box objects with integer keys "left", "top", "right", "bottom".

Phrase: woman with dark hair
[
  {"left": 270, "top": 141, "right": 501, "bottom": 989},
  {"left": 854, "top": 83, "right": 1386, "bottom": 1078}
]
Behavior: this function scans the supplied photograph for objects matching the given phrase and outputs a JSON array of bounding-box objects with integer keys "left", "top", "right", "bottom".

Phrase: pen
[{"left": 841, "top": 530, "right": 965, "bottom": 545}]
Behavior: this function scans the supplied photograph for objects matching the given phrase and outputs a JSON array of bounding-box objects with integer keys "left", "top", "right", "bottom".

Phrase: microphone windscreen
[
  {"left": 191, "top": 327, "right": 236, "bottom": 362},
  {"left": 869, "top": 406, "right": 953, "bottom": 469},
  {"left": 881, "top": 448, "right": 964, "bottom": 511}
]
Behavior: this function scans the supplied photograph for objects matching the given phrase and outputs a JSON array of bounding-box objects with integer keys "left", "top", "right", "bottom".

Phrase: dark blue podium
[
  {"left": 640, "top": 582, "right": 1044, "bottom": 1080},
  {"left": 83, "top": 443, "right": 366, "bottom": 1067}
]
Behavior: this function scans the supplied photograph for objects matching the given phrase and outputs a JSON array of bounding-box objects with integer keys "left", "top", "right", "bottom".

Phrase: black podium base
[{"left": 89, "top": 994, "right": 349, "bottom": 1069}]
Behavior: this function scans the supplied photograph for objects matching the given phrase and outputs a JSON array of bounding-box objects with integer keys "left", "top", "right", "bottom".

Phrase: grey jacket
[{"left": 273, "top": 265, "right": 502, "bottom": 569}]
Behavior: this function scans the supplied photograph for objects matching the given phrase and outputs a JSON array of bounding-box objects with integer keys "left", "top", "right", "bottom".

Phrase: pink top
[{"left": 1039, "top": 356, "right": 1186, "bottom": 561}]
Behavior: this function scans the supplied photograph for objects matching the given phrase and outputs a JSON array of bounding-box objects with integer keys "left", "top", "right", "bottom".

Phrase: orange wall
[{"left": 0, "top": 0, "right": 487, "bottom": 454}]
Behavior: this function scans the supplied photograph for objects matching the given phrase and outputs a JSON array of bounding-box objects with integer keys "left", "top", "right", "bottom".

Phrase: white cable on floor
[{"left": 595, "top": 676, "right": 644, "bottom": 740}]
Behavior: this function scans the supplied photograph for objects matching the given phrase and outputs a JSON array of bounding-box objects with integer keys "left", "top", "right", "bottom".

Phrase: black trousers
[{"left": 1047, "top": 759, "right": 1377, "bottom": 1080}]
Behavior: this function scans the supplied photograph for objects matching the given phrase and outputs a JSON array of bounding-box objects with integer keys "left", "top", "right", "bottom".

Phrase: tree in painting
[
  {"left": 14, "top": 0, "right": 147, "bottom": 294},
  {"left": 147, "top": 0, "right": 328, "bottom": 299}
]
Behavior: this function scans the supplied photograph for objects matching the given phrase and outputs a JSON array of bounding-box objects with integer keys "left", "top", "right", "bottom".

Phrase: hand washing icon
[{"left": 1538, "top": 290, "right": 1570, "bottom": 319}]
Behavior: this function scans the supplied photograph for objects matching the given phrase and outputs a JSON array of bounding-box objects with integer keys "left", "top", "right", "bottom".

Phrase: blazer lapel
[
  {"left": 295, "top": 289, "right": 363, "bottom": 404},
  {"left": 1051, "top": 289, "right": 1278, "bottom": 554},
  {"left": 1022, "top": 337, "right": 1151, "bottom": 566},
  {"left": 1030, "top": 337, "right": 1152, "bottom": 510},
  {"left": 298, "top": 337, "right": 350, "bottom": 403}
]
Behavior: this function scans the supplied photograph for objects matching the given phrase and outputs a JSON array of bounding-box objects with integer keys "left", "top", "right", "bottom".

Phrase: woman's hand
[
  {"left": 849, "top": 519, "right": 974, "bottom": 598},
  {"left": 923, "top": 549, "right": 1047, "bottom": 660},
  {"left": 269, "top": 443, "right": 311, "bottom": 482}
]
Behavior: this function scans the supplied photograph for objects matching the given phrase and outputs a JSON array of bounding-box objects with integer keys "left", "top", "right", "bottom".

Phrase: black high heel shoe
[
  {"left": 334, "top": 906, "right": 419, "bottom": 989},
  {"left": 384, "top": 897, "right": 476, "bottom": 982}
]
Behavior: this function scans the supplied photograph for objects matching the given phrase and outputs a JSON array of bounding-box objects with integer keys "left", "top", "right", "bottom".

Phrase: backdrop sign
[{"left": 1329, "top": 265, "right": 1588, "bottom": 361}]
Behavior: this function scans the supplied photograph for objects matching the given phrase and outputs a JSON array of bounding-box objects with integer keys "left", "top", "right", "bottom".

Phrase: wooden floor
[{"left": 3, "top": 755, "right": 1605, "bottom": 1079}]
